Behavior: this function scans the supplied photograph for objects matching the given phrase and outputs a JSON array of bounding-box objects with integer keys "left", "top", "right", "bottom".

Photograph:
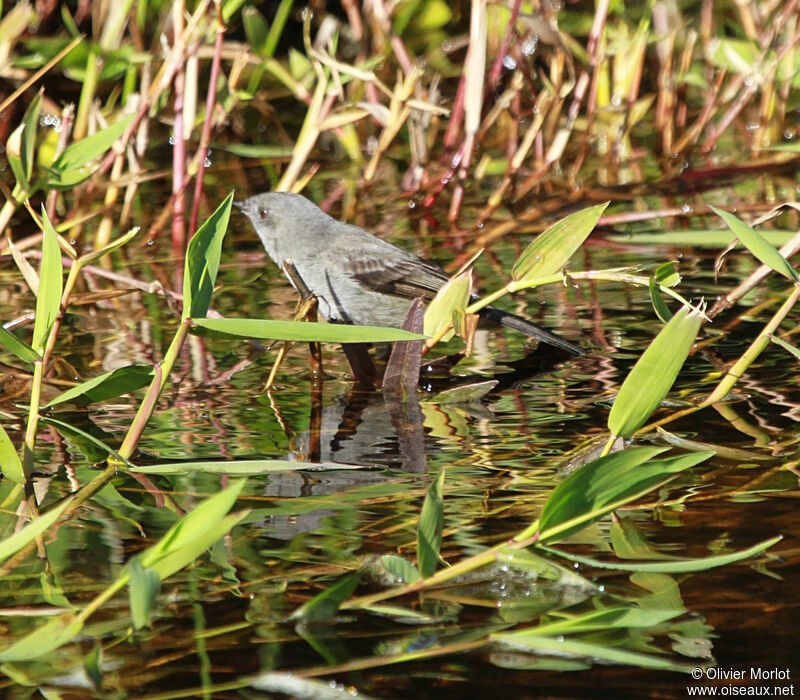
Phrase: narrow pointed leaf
[
  {"left": 46, "top": 364, "right": 154, "bottom": 407},
  {"left": 78, "top": 227, "right": 139, "bottom": 266},
  {"left": 183, "top": 193, "right": 234, "bottom": 320},
  {"left": 511, "top": 202, "right": 608, "bottom": 282},
  {"left": 710, "top": 206, "right": 799, "bottom": 281},
  {"left": 0, "top": 497, "right": 72, "bottom": 563},
  {"left": 379, "top": 555, "right": 421, "bottom": 584},
  {"left": 192, "top": 317, "right": 423, "bottom": 343},
  {"left": 291, "top": 572, "right": 360, "bottom": 621},
  {"left": 770, "top": 334, "right": 800, "bottom": 361},
  {"left": 21, "top": 92, "right": 42, "bottom": 184},
  {"left": 0, "top": 613, "right": 83, "bottom": 662},
  {"left": 128, "top": 558, "right": 161, "bottom": 629},
  {"left": 541, "top": 535, "right": 782, "bottom": 573},
  {"left": 0, "top": 326, "right": 39, "bottom": 364},
  {"left": 537, "top": 448, "right": 714, "bottom": 543},
  {"left": 31, "top": 208, "right": 63, "bottom": 355},
  {"left": 608, "top": 305, "right": 703, "bottom": 438},
  {"left": 417, "top": 470, "right": 444, "bottom": 578},
  {"left": 51, "top": 114, "right": 134, "bottom": 172},
  {"left": 0, "top": 422, "right": 25, "bottom": 483}
]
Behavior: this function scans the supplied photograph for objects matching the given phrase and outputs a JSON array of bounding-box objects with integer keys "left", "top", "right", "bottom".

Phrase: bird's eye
[{"left": 258, "top": 208, "right": 269, "bottom": 220}]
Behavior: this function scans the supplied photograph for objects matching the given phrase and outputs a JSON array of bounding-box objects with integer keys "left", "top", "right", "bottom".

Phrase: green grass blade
[
  {"left": 51, "top": 114, "right": 134, "bottom": 172},
  {"left": 77, "top": 227, "right": 139, "bottom": 266},
  {"left": 511, "top": 202, "right": 608, "bottom": 282},
  {"left": 417, "top": 470, "right": 444, "bottom": 578},
  {"left": 192, "top": 317, "right": 424, "bottom": 343},
  {"left": 0, "top": 326, "right": 40, "bottom": 364},
  {"left": 0, "top": 497, "right": 72, "bottom": 563},
  {"left": 45, "top": 364, "right": 154, "bottom": 407},
  {"left": 0, "top": 421, "right": 24, "bottom": 484},
  {"left": 710, "top": 205, "right": 799, "bottom": 281},
  {"left": 540, "top": 535, "right": 782, "bottom": 573},
  {"left": 31, "top": 208, "right": 63, "bottom": 355},
  {"left": 607, "top": 304, "right": 703, "bottom": 438},
  {"left": 183, "top": 193, "right": 234, "bottom": 321},
  {"left": 0, "top": 613, "right": 83, "bottom": 662},
  {"left": 770, "top": 334, "right": 800, "bottom": 360},
  {"left": 537, "top": 449, "right": 714, "bottom": 543}
]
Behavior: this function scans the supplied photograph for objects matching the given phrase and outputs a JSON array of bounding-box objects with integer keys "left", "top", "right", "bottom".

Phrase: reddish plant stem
[
  {"left": 487, "top": 0, "right": 522, "bottom": 89},
  {"left": 172, "top": 1, "right": 187, "bottom": 254},
  {"left": 441, "top": 75, "right": 466, "bottom": 151},
  {"left": 189, "top": 5, "right": 225, "bottom": 236}
]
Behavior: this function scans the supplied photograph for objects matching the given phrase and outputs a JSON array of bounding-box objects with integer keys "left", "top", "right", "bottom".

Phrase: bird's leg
[{"left": 263, "top": 261, "right": 322, "bottom": 390}]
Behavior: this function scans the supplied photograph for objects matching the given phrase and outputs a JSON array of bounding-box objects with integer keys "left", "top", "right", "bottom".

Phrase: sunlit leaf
[
  {"left": 0, "top": 499, "right": 71, "bottom": 562},
  {"left": 0, "top": 613, "right": 83, "bottom": 662},
  {"left": 31, "top": 208, "right": 63, "bottom": 355},
  {"left": 417, "top": 470, "right": 444, "bottom": 578},
  {"left": 541, "top": 535, "right": 782, "bottom": 573},
  {"left": 379, "top": 555, "right": 421, "bottom": 584},
  {"left": 0, "top": 421, "right": 24, "bottom": 484},
  {"left": 216, "top": 143, "right": 294, "bottom": 159},
  {"left": 710, "top": 206, "right": 799, "bottom": 281},
  {"left": 609, "top": 230, "right": 796, "bottom": 248},
  {"left": 0, "top": 326, "right": 39, "bottom": 364},
  {"left": 537, "top": 448, "right": 714, "bottom": 542},
  {"left": 20, "top": 91, "right": 42, "bottom": 186},
  {"left": 46, "top": 364, "right": 154, "bottom": 407},
  {"left": 50, "top": 113, "right": 134, "bottom": 172},
  {"left": 139, "top": 480, "right": 246, "bottom": 572},
  {"left": 183, "top": 193, "right": 234, "bottom": 321},
  {"left": 511, "top": 203, "right": 609, "bottom": 282},
  {"left": 423, "top": 268, "right": 472, "bottom": 341},
  {"left": 192, "top": 317, "right": 424, "bottom": 343},
  {"left": 648, "top": 277, "right": 671, "bottom": 323},
  {"left": 607, "top": 305, "right": 703, "bottom": 438},
  {"left": 128, "top": 558, "right": 161, "bottom": 629},
  {"left": 78, "top": 227, "right": 139, "bottom": 266}
]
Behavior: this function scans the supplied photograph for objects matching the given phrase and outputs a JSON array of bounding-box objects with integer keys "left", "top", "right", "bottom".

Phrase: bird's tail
[{"left": 479, "top": 305, "right": 583, "bottom": 356}]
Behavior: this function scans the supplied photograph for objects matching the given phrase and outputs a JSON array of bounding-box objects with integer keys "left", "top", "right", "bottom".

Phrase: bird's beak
[{"left": 233, "top": 200, "right": 247, "bottom": 212}]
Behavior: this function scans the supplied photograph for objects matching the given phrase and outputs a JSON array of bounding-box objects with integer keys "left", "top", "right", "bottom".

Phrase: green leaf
[
  {"left": 31, "top": 208, "right": 63, "bottom": 355},
  {"left": 46, "top": 364, "right": 154, "bottom": 407},
  {"left": 131, "top": 459, "right": 366, "bottom": 475},
  {"left": 0, "top": 326, "right": 39, "bottom": 364},
  {"left": 379, "top": 554, "right": 421, "bottom": 584},
  {"left": 648, "top": 277, "right": 671, "bottom": 323},
  {"left": 770, "top": 334, "right": 800, "bottom": 360},
  {"left": 41, "top": 416, "right": 131, "bottom": 466},
  {"left": 191, "top": 317, "right": 424, "bottom": 343},
  {"left": 516, "top": 607, "right": 681, "bottom": 637},
  {"left": 609, "top": 229, "right": 796, "bottom": 248},
  {"left": 216, "top": 143, "right": 294, "bottom": 159},
  {"left": 242, "top": 6, "right": 269, "bottom": 55},
  {"left": 183, "top": 193, "right": 234, "bottom": 320},
  {"left": 291, "top": 572, "right": 360, "bottom": 621},
  {"left": 511, "top": 203, "right": 608, "bottom": 282},
  {"left": 0, "top": 421, "right": 25, "bottom": 484},
  {"left": 491, "top": 631, "right": 693, "bottom": 672},
  {"left": 423, "top": 268, "right": 472, "bottom": 341},
  {"left": 0, "top": 613, "right": 83, "bottom": 662},
  {"left": 540, "top": 535, "right": 782, "bottom": 573},
  {"left": 537, "top": 447, "right": 714, "bottom": 543},
  {"left": 77, "top": 227, "right": 138, "bottom": 266},
  {"left": 138, "top": 480, "right": 246, "bottom": 573},
  {"left": 21, "top": 92, "right": 42, "bottom": 185},
  {"left": 128, "top": 558, "right": 161, "bottom": 629},
  {"left": 417, "top": 470, "right": 444, "bottom": 578},
  {"left": 0, "top": 499, "right": 72, "bottom": 562},
  {"left": 51, "top": 114, "right": 134, "bottom": 172},
  {"left": 607, "top": 304, "right": 703, "bottom": 438},
  {"left": 710, "top": 206, "right": 799, "bottom": 281}
]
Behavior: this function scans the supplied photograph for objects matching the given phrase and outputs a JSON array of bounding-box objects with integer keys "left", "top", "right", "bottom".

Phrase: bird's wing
[{"left": 334, "top": 233, "right": 449, "bottom": 301}]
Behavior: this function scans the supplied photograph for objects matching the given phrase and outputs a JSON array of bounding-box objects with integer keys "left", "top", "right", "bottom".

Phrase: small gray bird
[{"left": 237, "top": 192, "right": 581, "bottom": 355}]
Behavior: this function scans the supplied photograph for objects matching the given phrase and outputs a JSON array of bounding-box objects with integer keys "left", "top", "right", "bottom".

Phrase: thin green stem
[
  {"left": 41, "top": 261, "right": 82, "bottom": 372},
  {"left": 22, "top": 361, "right": 43, "bottom": 480},
  {"left": 117, "top": 319, "right": 192, "bottom": 461},
  {"left": 73, "top": 48, "right": 99, "bottom": 141}
]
